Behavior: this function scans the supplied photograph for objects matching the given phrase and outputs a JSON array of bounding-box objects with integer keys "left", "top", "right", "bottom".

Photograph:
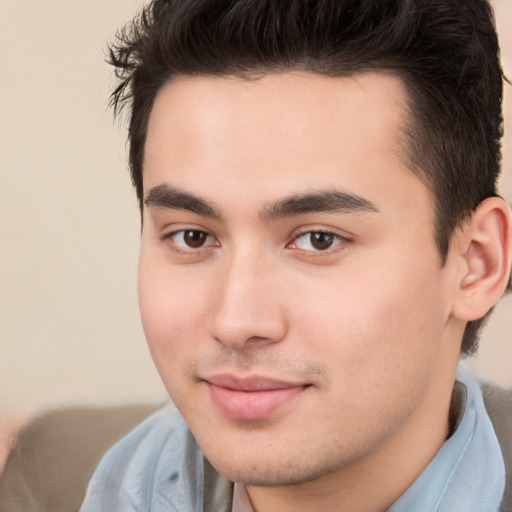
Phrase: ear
[{"left": 451, "top": 197, "right": 512, "bottom": 322}]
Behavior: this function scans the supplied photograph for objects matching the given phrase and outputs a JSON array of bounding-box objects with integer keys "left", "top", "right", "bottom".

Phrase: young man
[{"left": 81, "top": 1, "right": 512, "bottom": 510}]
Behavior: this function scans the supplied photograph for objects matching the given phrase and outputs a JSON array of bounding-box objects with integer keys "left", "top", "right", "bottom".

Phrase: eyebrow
[
  {"left": 145, "top": 184, "right": 222, "bottom": 219},
  {"left": 259, "top": 189, "right": 379, "bottom": 221},
  {"left": 144, "top": 184, "right": 379, "bottom": 221}
]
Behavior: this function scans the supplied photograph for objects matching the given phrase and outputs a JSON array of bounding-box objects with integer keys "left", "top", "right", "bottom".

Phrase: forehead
[
  {"left": 145, "top": 71, "right": 408, "bottom": 163},
  {"left": 143, "top": 71, "right": 429, "bottom": 218}
]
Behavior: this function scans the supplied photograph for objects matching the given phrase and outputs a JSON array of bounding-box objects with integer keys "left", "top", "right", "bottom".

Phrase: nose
[{"left": 207, "top": 251, "right": 287, "bottom": 350}]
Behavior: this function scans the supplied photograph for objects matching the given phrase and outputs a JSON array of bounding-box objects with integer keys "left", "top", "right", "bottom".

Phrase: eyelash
[
  {"left": 162, "top": 229, "right": 219, "bottom": 251},
  {"left": 287, "top": 230, "right": 350, "bottom": 253},
  {"left": 162, "top": 227, "right": 351, "bottom": 257}
]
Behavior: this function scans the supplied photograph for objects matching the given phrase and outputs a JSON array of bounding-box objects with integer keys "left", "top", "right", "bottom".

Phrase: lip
[{"left": 204, "top": 374, "right": 309, "bottom": 421}]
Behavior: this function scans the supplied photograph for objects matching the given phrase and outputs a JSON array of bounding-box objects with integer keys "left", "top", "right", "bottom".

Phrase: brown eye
[
  {"left": 291, "top": 231, "right": 344, "bottom": 252},
  {"left": 310, "top": 232, "right": 335, "bottom": 250},
  {"left": 183, "top": 230, "right": 208, "bottom": 248},
  {"left": 168, "top": 230, "right": 217, "bottom": 250}
]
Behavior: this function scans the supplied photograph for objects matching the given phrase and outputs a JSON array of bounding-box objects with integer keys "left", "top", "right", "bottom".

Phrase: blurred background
[{"left": 1, "top": 0, "right": 511, "bottom": 467}]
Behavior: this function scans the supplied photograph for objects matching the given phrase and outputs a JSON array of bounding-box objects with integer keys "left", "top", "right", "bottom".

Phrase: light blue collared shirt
[{"left": 388, "top": 367, "right": 505, "bottom": 512}]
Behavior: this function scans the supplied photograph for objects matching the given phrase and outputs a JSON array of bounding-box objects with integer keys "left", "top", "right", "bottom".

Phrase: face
[{"left": 139, "top": 72, "right": 461, "bottom": 486}]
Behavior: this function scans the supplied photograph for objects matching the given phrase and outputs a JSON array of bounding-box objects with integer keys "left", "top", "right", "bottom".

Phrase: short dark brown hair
[{"left": 109, "top": 0, "right": 508, "bottom": 355}]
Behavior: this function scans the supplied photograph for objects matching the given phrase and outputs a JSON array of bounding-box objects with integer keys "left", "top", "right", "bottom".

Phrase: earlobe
[{"left": 452, "top": 197, "right": 512, "bottom": 322}]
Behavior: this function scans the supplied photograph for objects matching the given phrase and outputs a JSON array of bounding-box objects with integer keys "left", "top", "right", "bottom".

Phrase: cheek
[
  {"left": 137, "top": 256, "right": 214, "bottom": 413},
  {"left": 292, "top": 254, "right": 447, "bottom": 388},
  {"left": 137, "top": 249, "right": 210, "bottom": 367}
]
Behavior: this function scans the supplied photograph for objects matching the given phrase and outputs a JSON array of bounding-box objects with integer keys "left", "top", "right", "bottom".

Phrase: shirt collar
[
  {"left": 388, "top": 366, "right": 505, "bottom": 512},
  {"left": 232, "top": 482, "right": 256, "bottom": 512}
]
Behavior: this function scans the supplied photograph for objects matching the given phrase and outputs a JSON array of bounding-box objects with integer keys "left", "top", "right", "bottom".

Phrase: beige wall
[{"left": 1, "top": 0, "right": 511, "bottom": 420}]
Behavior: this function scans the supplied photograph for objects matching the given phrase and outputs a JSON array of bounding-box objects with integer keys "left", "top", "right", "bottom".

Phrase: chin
[
  {"left": 204, "top": 445, "right": 350, "bottom": 487},
  {"left": 213, "top": 462, "right": 324, "bottom": 487}
]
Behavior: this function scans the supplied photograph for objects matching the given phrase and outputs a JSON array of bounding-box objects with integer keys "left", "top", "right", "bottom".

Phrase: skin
[{"left": 138, "top": 71, "right": 483, "bottom": 511}]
